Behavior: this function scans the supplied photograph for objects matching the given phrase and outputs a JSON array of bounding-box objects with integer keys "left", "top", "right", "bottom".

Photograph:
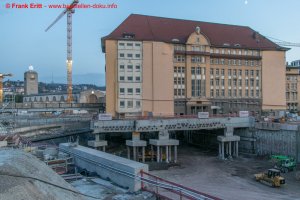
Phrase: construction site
[{"left": 1, "top": 0, "right": 300, "bottom": 200}]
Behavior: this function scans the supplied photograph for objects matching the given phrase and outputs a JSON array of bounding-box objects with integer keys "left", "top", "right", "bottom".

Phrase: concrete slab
[
  {"left": 0, "top": 141, "right": 7, "bottom": 148},
  {"left": 88, "top": 140, "right": 107, "bottom": 148},
  {"left": 126, "top": 140, "right": 147, "bottom": 147},
  {"left": 217, "top": 135, "right": 240, "bottom": 142},
  {"left": 149, "top": 139, "right": 179, "bottom": 146},
  {"left": 59, "top": 143, "right": 148, "bottom": 192}
]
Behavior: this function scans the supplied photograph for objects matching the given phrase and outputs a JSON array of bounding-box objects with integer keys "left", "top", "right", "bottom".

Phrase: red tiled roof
[{"left": 102, "top": 14, "right": 285, "bottom": 51}]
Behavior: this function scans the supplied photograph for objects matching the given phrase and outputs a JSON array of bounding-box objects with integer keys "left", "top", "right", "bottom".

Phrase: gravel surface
[{"left": 151, "top": 145, "right": 300, "bottom": 200}]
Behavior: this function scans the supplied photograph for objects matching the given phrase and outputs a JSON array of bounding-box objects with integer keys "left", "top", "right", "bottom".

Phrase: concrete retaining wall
[
  {"left": 59, "top": 143, "right": 148, "bottom": 191},
  {"left": 236, "top": 124, "right": 300, "bottom": 163}
]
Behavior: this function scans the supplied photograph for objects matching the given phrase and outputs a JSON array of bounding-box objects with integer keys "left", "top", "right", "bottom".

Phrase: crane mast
[{"left": 45, "top": 0, "right": 78, "bottom": 103}]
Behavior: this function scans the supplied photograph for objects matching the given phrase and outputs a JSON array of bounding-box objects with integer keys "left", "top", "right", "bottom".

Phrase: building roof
[{"left": 102, "top": 14, "right": 287, "bottom": 52}]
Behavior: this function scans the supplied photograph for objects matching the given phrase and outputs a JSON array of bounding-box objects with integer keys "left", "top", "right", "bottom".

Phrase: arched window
[{"left": 53, "top": 96, "right": 57, "bottom": 101}]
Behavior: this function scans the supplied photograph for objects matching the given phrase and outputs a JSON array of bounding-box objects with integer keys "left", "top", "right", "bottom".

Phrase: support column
[
  {"left": 142, "top": 146, "right": 145, "bottom": 163},
  {"left": 166, "top": 146, "right": 169, "bottom": 163},
  {"left": 133, "top": 147, "right": 137, "bottom": 161},
  {"left": 103, "top": 146, "right": 106, "bottom": 152},
  {"left": 174, "top": 145, "right": 177, "bottom": 163},
  {"left": 151, "top": 145, "right": 154, "bottom": 162},
  {"left": 229, "top": 141, "right": 232, "bottom": 157},
  {"left": 127, "top": 146, "right": 130, "bottom": 159},
  {"left": 218, "top": 142, "right": 221, "bottom": 158},
  {"left": 236, "top": 141, "right": 239, "bottom": 157},
  {"left": 157, "top": 146, "right": 160, "bottom": 163},
  {"left": 169, "top": 146, "right": 172, "bottom": 162},
  {"left": 233, "top": 141, "right": 236, "bottom": 157},
  {"left": 221, "top": 142, "right": 224, "bottom": 160}
]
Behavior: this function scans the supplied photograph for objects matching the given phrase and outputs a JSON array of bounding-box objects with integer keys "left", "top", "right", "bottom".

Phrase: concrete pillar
[
  {"left": 127, "top": 146, "right": 130, "bottom": 159},
  {"left": 157, "top": 146, "right": 160, "bottom": 163},
  {"left": 218, "top": 142, "right": 221, "bottom": 158},
  {"left": 236, "top": 141, "right": 239, "bottom": 157},
  {"left": 95, "top": 134, "right": 100, "bottom": 141},
  {"left": 133, "top": 147, "right": 137, "bottom": 161},
  {"left": 169, "top": 146, "right": 172, "bottom": 162},
  {"left": 221, "top": 142, "right": 224, "bottom": 160},
  {"left": 229, "top": 142, "right": 232, "bottom": 157},
  {"left": 151, "top": 145, "right": 154, "bottom": 162},
  {"left": 174, "top": 145, "right": 177, "bottom": 163},
  {"left": 166, "top": 146, "right": 169, "bottom": 163},
  {"left": 142, "top": 146, "right": 145, "bottom": 163},
  {"left": 103, "top": 146, "right": 106, "bottom": 152}
]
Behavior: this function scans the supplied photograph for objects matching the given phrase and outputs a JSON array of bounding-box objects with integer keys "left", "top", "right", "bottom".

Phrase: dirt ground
[{"left": 151, "top": 145, "right": 300, "bottom": 200}]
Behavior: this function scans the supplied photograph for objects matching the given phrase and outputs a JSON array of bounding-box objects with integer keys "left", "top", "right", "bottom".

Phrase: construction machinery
[
  {"left": 271, "top": 155, "right": 296, "bottom": 173},
  {"left": 0, "top": 73, "right": 13, "bottom": 103},
  {"left": 254, "top": 168, "right": 285, "bottom": 187},
  {"left": 45, "top": 0, "right": 79, "bottom": 103}
]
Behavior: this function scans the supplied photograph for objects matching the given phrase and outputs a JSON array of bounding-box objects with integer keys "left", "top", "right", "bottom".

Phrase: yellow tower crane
[
  {"left": 45, "top": 0, "right": 79, "bottom": 103},
  {"left": 0, "top": 73, "right": 13, "bottom": 103}
]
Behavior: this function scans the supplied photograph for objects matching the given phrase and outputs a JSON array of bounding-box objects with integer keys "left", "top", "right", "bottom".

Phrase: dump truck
[
  {"left": 254, "top": 168, "right": 285, "bottom": 187},
  {"left": 271, "top": 155, "right": 296, "bottom": 173}
]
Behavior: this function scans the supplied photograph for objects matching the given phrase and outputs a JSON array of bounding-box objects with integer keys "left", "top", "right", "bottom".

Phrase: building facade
[
  {"left": 102, "top": 14, "right": 288, "bottom": 117},
  {"left": 24, "top": 66, "right": 38, "bottom": 95},
  {"left": 286, "top": 63, "right": 300, "bottom": 112}
]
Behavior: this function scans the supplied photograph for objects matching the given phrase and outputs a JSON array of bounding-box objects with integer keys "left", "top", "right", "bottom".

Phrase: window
[
  {"left": 127, "top": 65, "right": 133, "bottom": 71},
  {"left": 210, "top": 68, "right": 214, "bottom": 75},
  {"left": 239, "top": 79, "right": 242, "bottom": 86},
  {"left": 239, "top": 70, "right": 242, "bottom": 76},
  {"left": 221, "top": 89, "right": 225, "bottom": 96},
  {"left": 215, "top": 59, "right": 219, "bottom": 64},
  {"left": 120, "top": 76, "right": 125, "bottom": 81},
  {"left": 220, "top": 59, "right": 225, "bottom": 65},
  {"left": 210, "top": 89, "right": 214, "bottom": 97},
  {"left": 246, "top": 89, "right": 249, "bottom": 97},
  {"left": 227, "top": 49, "right": 231, "bottom": 54},
  {"left": 250, "top": 70, "right": 254, "bottom": 76},
  {"left": 127, "top": 88, "right": 133, "bottom": 94},
  {"left": 120, "top": 88, "right": 125, "bottom": 94},
  {"left": 120, "top": 53, "right": 124, "bottom": 58},
  {"left": 221, "top": 69, "right": 225, "bottom": 75},
  {"left": 216, "top": 69, "right": 219, "bottom": 75},
  {"left": 196, "top": 67, "right": 201, "bottom": 75},
  {"left": 192, "top": 67, "right": 196, "bottom": 75},
  {"left": 233, "top": 79, "right": 237, "bottom": 86},
  {"left": 228, "top": 59, "right": 231, "bottom": 65},
  {"left": 135, "top": 43, "right": 141, "bottom": 47},
  {"left": 120, "top": 101, "right": 125, "bottom": 108},
  {"left": 127, "top": 43, "right": 133, "bottom": 47},
  {"left": 232, "top": 50, "right": 236, "bottom": 55},
  {"left": 251, "top": 90, "right": 254, "bottom": 97},
  {"left": 233, "top": 60, "right": 236, "bottom": 65},
  {"left": 119, "top": 43, "right": 125, "bottom": 46},
  {"left": 233, "top": 69, "right": 237, "bottom": 76},
  {"left": 256, "top": 70, "right": 259, "bottom": 77},
  {"left": 245, "top": 60, "right": 248, "bottom": 66},
  {"left": 136, "top": 76, "right": 141, "bottom": 81},
  {"left": 216, "top": 89, "right": 220, "bottom": 97},
  {"left": 174, "top": 78, "right": 177, "bottom": 84},
  {"left": 127, "top": 53, "right": 133, "bottom": 58},
  {"left": 245, "top": 70, "right": 249, "bottom": 76},
  {"left": 228, "top": 69, "right": 232, "bottom": 76},
  {"left": 136, "top": 88, "right": 141, "bottom": 94},
  {"left": 136, "top": 101, "right": 141, "bottom": 108},
  {"left": 221, "top": 79, "right": 225, "bottom": 86},
  {"left": 244, "top": 50, "right": 248, "bottom": 55},
  {"left": 238, "top": 60, "right": 242, "bottom": 66},
  {"left": 127, "top": 76, "right": 133, "bottom": 81},
  {"left": 256, "top": 80, "right": 259, "bottom": 86},
  {"left": 135, "top": 54, "right": 141, "bottom": 58},
  {"left": 245, "top": 79, "right": 249, "bottom": 86},
  {"left": 228, "top": 79, "right": 232, "bottom": 86},
  {"left": 233, "top": 90, "right": 237, "bottom": 97},
  {"left": 250, "top": 80, "right": 254, "bottom": 86},
  {"left": 228, "top": 90, "right": 232, "bottom": 96},
  {"left": 136, "top": 65, "right": 141, "bottom": 71},
  {"left": 127, "top": 101, "right": 133, "bottom": 108},
  {"left": 216, "top": 79, "right": 220, "bottom": 86},
  {"left": 174, "top": 55, "right": 185, "bottom": 62},
  {"left": 250, "top": 61, "right": 254, "bottom": 66},
  {"left": 256, "top": 90, "right": 259, "bottom": 97},
  {"left": 119, "top": 65, "right": 125, "bottom": 70},
  {"left": 239, "top": 89, "right": 242, "bottom": 97},
  {"left": 174, "top": 89, "right": 177, "bottom": 96}
]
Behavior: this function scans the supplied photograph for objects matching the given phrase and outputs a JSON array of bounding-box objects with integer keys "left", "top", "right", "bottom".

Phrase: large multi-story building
[
  {"left": 286, "top": 61, "right": 300, "bottom": 112},
  {"left": 102, "top": 14, "right": 288, "bottom": 117},
  {"left": 24, "top": 66, "right": 38, "bottom": 95}
]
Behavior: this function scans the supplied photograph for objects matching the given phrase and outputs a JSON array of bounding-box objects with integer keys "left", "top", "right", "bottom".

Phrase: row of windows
[
  {"left": 174, "top": 66, "right": 185, "bottom": 74},
  {"left": 191, "top": 79, "right": 204, "bottom": 97},
  {"left": 287, "top": 83, "right": 297, "bottom": 90},
  {"left": 210, "top": 48, "right": 259, "bottom": 56},
  {"left": 174, "top": 56, "right": 206, "bottom": 63},
  {"left": 211, "top": 79, "right": 260, "bottom": 87},
  {"left": 174, "top": 89, "right": 185, "bottom": 96},
  {"left": 210, "top": 59, "right": 260, "bottom": 66},
  {"left": 119, "top": 76, "right": 141, "bottom": 82},
  {"left": 119, "top": 64, "right": 141, "bottom": 71},
  {"left": 119, "top": 88, "right": 141, "bottom": 95},
  {"left": 211, "top": 69, "right": 260, "bottom": 77},
  {"left": 119, "top": 100, "right": 141, "bottom": 108},
  {"left": 286, "top": 92, "right": 297, "bottom": 100},
  {"left": 210, "top": 89, "right": 260, "bottom": 97},
  {"left": 119, "top": 42, "right": 141, "bottom": 47},
  {"left": 286, "top": 76, "right": 298, "bottom": 81},
  {"left": 191, "top": 67, "right": 205, "bottom": 75},
  {"left": 119, "top": 53, "right": 141, "bottom": 59},
  {"left": 174, "top": 77, "right": 185, "bottom": 85}
]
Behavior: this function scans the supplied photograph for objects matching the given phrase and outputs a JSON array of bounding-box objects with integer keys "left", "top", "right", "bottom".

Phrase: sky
[{"left": 0, "top": 0, "right": 299, "bottom": 86}]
